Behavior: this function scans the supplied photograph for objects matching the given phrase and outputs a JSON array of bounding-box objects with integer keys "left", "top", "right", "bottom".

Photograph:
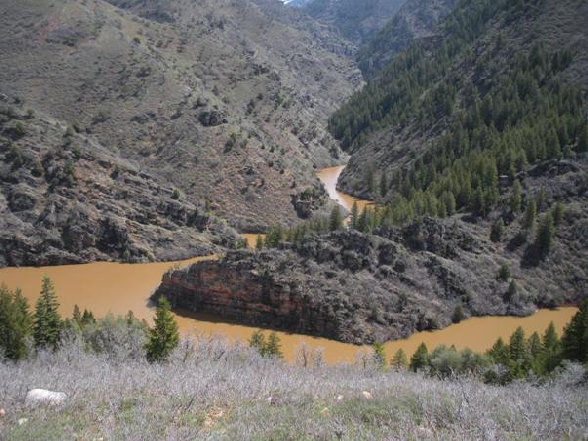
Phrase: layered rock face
[
  {"left": 154, "top": 220, "right": 582, "bottom": 344},
  {"left": 154, "top": 256, "right": 342, "bottom": 339}
]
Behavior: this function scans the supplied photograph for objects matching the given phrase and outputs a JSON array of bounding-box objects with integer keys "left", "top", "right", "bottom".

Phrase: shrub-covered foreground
[{"left": 1, "top": 335, "right": 587, "bottom": 441}]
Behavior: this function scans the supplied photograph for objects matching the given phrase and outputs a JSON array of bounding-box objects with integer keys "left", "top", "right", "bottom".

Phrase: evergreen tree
[
  {"left": 72, "top": 304, "right": 81, "bottom": 324},
  {"left": 490, "top": 218, "right": 505, "bottom": 242},
  {"left": 561, "top": 300, "right": 588, "bottom": 363},
  {"left": 452, "top": 305, "right": 465, "bottom": 323},
  {"left": 390, "top": 348, "right": 408, "bottom": 370},
  {"left": 249, "top": 330, "right": 266, "bottom": 355},
  {"left": 379, "top": 171, "right": 389, "bottom": 197},
  {"left": 372, "top": 342, "right": 386, "bottom": 368},
  {"left": 510, "top": 180, "right": 522, "bottom": 213},
  {"left": 145, "top": 297, "right": 179, "bottom": 362},
  {"left": 329, "top": 205, "right": 344, "bottom": 232},
  {"left": 33, "top": 277, "right": 62, "bottom": 350},
  {"left": 265, "top": 332, "right": 283, "bottom": 359},
  {"left": 0, "top": 286, "right": 32, "bottom": 360},
  {"left": 535, "top": 212, "right": 555, "bottom": 255},
  {"left": 487, "top": 337, "right": 509, "bottom": 366},
  {"left": 522, "top": 199, "right": 536, "bottom": 230},
  {"left": 350, "top": 201, "right": 359, "bottom": 230},
  {"left": 357, "top": 206, "right": 370, "bottom": 233},
  {"left": 498, "top": 263, "right": 511, "bottom": 281},
  {"left": 255, "top": 235, "right": 264, "bottom": 250},
  {"left": 509, "top": 326, "right": 530, "bottom": 378},
  {"left": 542, "top": 321, "right": 561, "bottom": 372},
  {"left": 410, "top": 343, "right": 429, "bottom": 372},
  {"left": 551, "top": 202, "right": 564, "bottom": 226},
  {"left": 81, "top": 309, "right": 96, "bottom": 325},
  {"left": 536, "top": 188, "right": 546, "bottom": 211}
]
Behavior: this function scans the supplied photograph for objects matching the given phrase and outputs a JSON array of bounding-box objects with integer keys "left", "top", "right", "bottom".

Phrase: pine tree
[
  {"left": 350, "top": 201, "right": 359, "bottom": 230},
  {"left": 0, "top": 286, "right": 32, "bottom": 360},
  {"left": 72, "top": 304, "right": 81, "bottom": 324},
  {"left": 255, "top": 235, "right": 264, "bottom": 250},
  {"left": 265, "top": 332, "right": 283, "bottom": 359},
  {"left": 490, "top": 218, "right": 505, "bottom": 242},
  {"left": 536, "top": 188, "right": 546, "bottom": 211},
  {"left": 551, "top": 202, "right": 564, "bottom": 226},
  {"left": 452, "top": 304, "right": 465, "bottom": 323},
  {"left": 329, "top": 205, "right": 343, "bottom": 232},
  {"left": 249, "top": 330, "right": 266, "bottom": 355},
  {"left": 145, "top": 297, "right": 179, "bottom": 362},
  {"left": 535, "top": 212, "right": 555, "bottom": 255},
  {"left": 542, "top": 321, "right": 561, "bottom": 372},
  {"left": 410, "top": 343, "right": 429, "bottom": 372},
  {"left": 498, "top": 263, "right": 511, "bottom": 281},
  {"left": 510, "top": 180, "right": 522, "bottom": 213},
  {"left": 379, "top": 171, "right": 389, "bottom": 197},
  {"left": 522, "top": 199, "right": 536, "bottom": 230},
  {"left": 372, "top": 342, "right": 386, "bottom": 368},
  {"left": 390, "top": 348, "right": 408, "bottom": 370},
  {"left": 487, "top": 337, "right": 509, "bottom": 366},
  {"left": 561, "top": 300, "right": 588, "bottom": 363},
  {"left": 33, "top": 277, "right": 62, "bottom": 350},
  {"left": 81, "top": 309, "right": 95, "bottom": 325},
  {"left": 509, "top": 326, "right": 530, "bottom": 378}
]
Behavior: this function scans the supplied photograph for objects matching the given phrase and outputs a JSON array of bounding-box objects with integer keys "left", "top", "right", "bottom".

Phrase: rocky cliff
[
  {"left": 0, "top": 100, "right": 236, "bottom": 267},
  {"left": 153, "top": 219, "right": 582, "bottom": 344}
]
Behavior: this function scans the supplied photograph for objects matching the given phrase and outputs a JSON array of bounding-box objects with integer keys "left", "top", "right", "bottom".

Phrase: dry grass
[{"left": 1, "top": 335, "right": 587, "bottom": 440}]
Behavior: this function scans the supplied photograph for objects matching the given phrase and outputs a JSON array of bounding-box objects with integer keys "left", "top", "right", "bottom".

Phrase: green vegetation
[
  {"left": 561, "top": 299, "right": 588, "bottom": 363},
  {"left": 249, "top": 330, "right": 283, "bottom": 359},
  {"left": 33, "top": 277, "right": 62, "bottom": 350},
  {"left": 145, "top": 297, "right": 179, "bottom": 363},
  {"left": 328, "top": 0, "right": 584, "bottom": 226},
  {"left": 0, "top": 285, "right": 32, "bottom": 360}
]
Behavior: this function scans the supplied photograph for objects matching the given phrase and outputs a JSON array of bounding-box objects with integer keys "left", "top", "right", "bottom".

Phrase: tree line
[
  {"left": 328, "top": 0, "right": 586, "bottom": 229},
  {"left": 368, "top": 300, "right": 588, "bottom": 384},
  {"left": 0, "top": 277, "right": 179, "bottom": 363}
]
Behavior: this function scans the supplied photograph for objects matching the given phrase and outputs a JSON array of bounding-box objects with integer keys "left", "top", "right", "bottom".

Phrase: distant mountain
[
  {"left": 358, "top": 0, "right": 460, "bottom": 78},
  {"left": 304, "top": 0, "right": 408, "bottom": 44},
  {"left": 282, "top": 0, "right": 313, "bottom": 7}
]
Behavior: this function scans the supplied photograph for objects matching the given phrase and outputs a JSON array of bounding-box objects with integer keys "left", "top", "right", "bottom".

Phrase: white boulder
[{"left": 25, "top": 389, "right": 67, "bottom": 406}]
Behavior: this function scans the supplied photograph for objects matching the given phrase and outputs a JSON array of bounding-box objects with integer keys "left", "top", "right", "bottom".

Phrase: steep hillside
[
  {"left": 304, "top": 0, "right": 407, "bottom": 44},
  {"left": 0, "top": 0, "right": 360, "bottom": 237},
  {"left": 316, "top": 0, "right": 588, "bottom": 318},
  {"left": 357, "top": 0, "right": 459, "bottom": 78},
  {"left": 0, "top": 98, "right": 236, "bottom": 266},
  {"left": 331, "top": 0, "right": 588, "bottom": 197}
]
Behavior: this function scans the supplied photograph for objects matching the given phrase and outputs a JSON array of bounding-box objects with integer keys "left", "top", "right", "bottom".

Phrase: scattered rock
[
  {"left": 198, "top": 110, "right": 227, "bottom": 127},
  {"left": 361, "top": 391, "right": 373, "bottom": 400},
  {"left": 0, "top": 408, "right": 5, "bottom": 417},
  {"left": 25, "top": 389, "right": 67, "bottom": 406},
  {"left": 18, "top": 417, "right": 28, "bottom": 426},
  {"left": 336, "top": 394, "right": 344, "bottom": 401}
]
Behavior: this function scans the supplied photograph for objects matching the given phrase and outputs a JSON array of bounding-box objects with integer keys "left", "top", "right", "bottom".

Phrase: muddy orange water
[
  {"left": 316, "top": 165, "right": 375, "bottom": 214},
  {"left": 241, "top": 234, "right": 266, "bottom": 250},
  {"left": 0, "top": 165, "right": 578, "bottom": 364},
  {"left": 0, "top": 261, "right": 577, "bottom": 364}
]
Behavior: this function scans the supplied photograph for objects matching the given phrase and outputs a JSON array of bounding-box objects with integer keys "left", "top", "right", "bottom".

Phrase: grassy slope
[{"left": 1, "top": 338, "right": 587, "bottom": 440}]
